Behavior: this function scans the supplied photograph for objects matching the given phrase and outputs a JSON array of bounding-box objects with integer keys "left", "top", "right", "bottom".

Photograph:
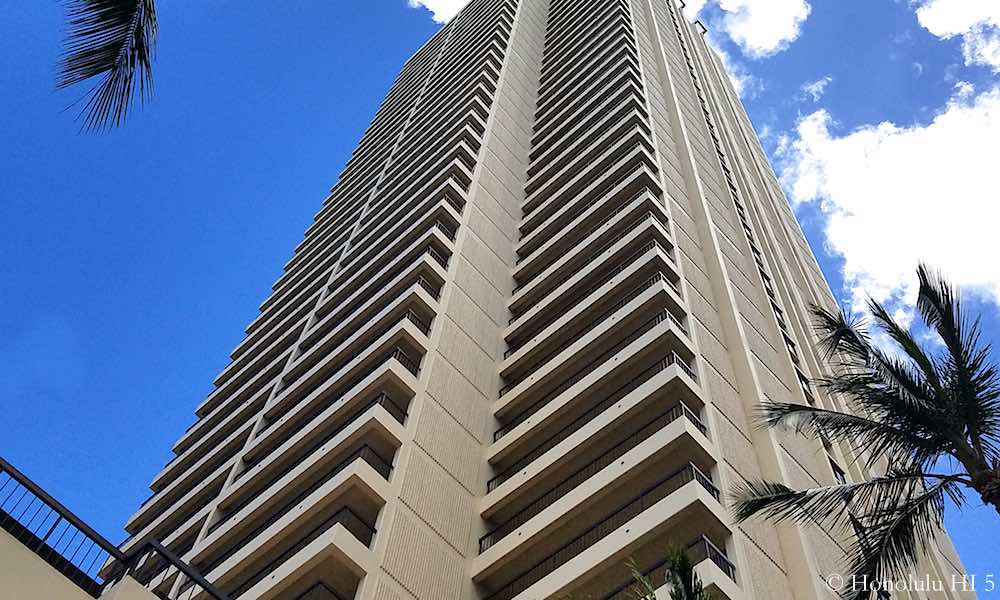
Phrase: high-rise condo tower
[{"left": 118, "top": 1, "right": 973, "bottom": 599}]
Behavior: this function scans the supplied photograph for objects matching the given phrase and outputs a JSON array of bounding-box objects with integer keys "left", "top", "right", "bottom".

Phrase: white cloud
[
  {"left": 714, "top": 0, "right": 812, "bottom": 58},
  {"left": 914, "top": 0, "right": 1000, "bottom": 71},
  {"left": 799, "top": 75, "right": 832, "bottom": 102},
  {"left": 682, "top": 0, "right": 811, "bottom": 58},
  {"left": 407, "top": 0, "right": 467, "bottom": 23},
  {"left": 778, "top": 86, "right": 1000, "bottom": 315},
  {"left": 707, "top": 34, "right": 764, "bottom": 98},
  {"left": 682, "top": 0, "right": 710, "bottom": 20}
]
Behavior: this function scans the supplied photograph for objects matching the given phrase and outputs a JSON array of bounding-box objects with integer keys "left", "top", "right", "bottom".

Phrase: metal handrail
[
  {"left": 426, "top": 245, "right": 449, "bottom": 268},
  {"left": 500, "top": 305, "right": 679, "bottom": 399},
  {"left": 480, "top": 400, "right": 705, "bottom": 552},
  {"left": 415, "top": 275, "right": 441, "bottom": 300},
  {"left": 504, "top": 271, "right": 666, "bottom": 359},
  {"left": 489, "top": 352, "right": 696, "bottom": 488},
  {"left": 261, "top": 344, "right": 419, "bottom": 436},
  {"left": 518, "top": 160, "right": 647, "bottom": 244},
  {"left": 483, "top": 463, "right": 718, "bottom": 600},
  {"left": 512, "top": 210, "right": 663, "bottom": 295},
  {"left": 600, "top": 535, "right": 736, "bottom": 600},
  {"left": 509, "top": 238, "right": 666, "bottom": 326},
  {"left": 497, "top": 306, "right": 684, "bottom": 428},
  {"left": 225, "top": 506, "right": 375, "bottom": 599},
  {"left": 0, "top": 456, "right": 228, "bottom": 599},
  {"left": 226, "top": 391, "right": 405, "bottom": 513},
  {"left": 198, "top": 444, "right": 390, "bottom": 576}
]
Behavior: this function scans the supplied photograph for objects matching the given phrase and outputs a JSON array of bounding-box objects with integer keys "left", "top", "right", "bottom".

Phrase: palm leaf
[
  {"left": 840, "top": 478, "right": 962, "bottom": 600},
  {"left": 731, "top": 471, "right": 964, "bottom": 529},
  {"left": 756, "top": 401, "right": 942, "bottom": 469},
  {"left": 809, "top": 304, "right": 870, "bottom": 364},
  {"left": 57, "top": 0, "right": 158, "bottom": 131},
  {"left": 915, "top": 265, "right": 1000, "bottom": 465}
]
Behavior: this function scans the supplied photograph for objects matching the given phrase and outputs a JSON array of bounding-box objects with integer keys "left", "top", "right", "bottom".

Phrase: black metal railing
[
  {"left": 504, "top": 272, "right": 669, "bottom": 360},
  {"left": 260, "top": 346, "right": 418, "bottom": 439},
  {"left": 484, "top": 463, "right": 718, "bottom": 600},
  {"left": 688, "top": 534, "right": 737, "bottom": 580},
  {"left": 497, "top": 305, "right": 687, "bottom": 432},
  {"left": 225, "top": 388, "right": 404, "bottom": 516},
  {"left": 508, "top": 238, "right": 671, "bottom": 327},
  {"left": 516, "top": 186, "right": 651, "bottom": 268},
  {"left": 518, "top": 160, "right": 648, "bottom": 246},
  {"left": 600, "top": 535, "right": 736, "bottom": 600},
  {"left": 434, "top": 218, "right": 457, "bottom": 241},
  {"left": 512, "top": 210, "right": 664, "bottom": 295},
  {"left": 489, "top": 352, "right": 697, "bottom": 490},
  {"left": 426, "top": 244, "right": 449, "bottom": 269},
  {"left": 517, "top": 178, "right": 651, "bottom": 266},
  {"left": 224, "top": 506, "right": 375, "bottom": 599},
  {"left": 415, "top": 275, "right": 441, "bottom": 300},
  {"left": 480, "top": 400, "right": 705, "bottom": 552},
  {"left": 0, "top": 456, "right": 228, "bottom": 599},
  {"left": 390, "top": 346, "right": 421, "bottom": 376},
  {"left": 199, "top": 445, "right": 391, "bottom": 576},
  {"left": 522, "top": 137, "right": 647, "bottom": 217},
  {"left": 234, "top": 391, "right": 403, "bottom": 486},
  {"left": 499, "top": 306, "right": 679, "bottom": 399}
]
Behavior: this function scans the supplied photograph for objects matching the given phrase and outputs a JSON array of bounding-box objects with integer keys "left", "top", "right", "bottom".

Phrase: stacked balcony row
[
  {"left": 123, "top": 1, "right": 522, "bottom": 598},
  {"left": 477, "top": 0, "right": 735, "bottom": 598}
]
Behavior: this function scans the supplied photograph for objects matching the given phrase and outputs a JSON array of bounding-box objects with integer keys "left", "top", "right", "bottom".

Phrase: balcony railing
[
  {"left": 500, "top": 302, "right": 687, "bottom": 406},
  {"left": 490, "top": 352, "right": 697, "bottom": 489},
  {"left": 518, "top": 162, "right": 645, "bottom": 246},
  {"left": 197, "top": 445, "right": 391, "bottom": 577},
  {"left": 0, "top": 456, "right": 228, "bottom": 599},
  {"left": 601, "top": 535, "right": 736, "bottom": 600},
  {"left": 512, "top": 210, "right": 665, "bottom": 296},
  {"left": 199, "top": 506, "right": 375, "bottom": 599},
  {"left": 497, "top": 309, "right": 686, "bottom": 432},
  {"left": 483, "top": 463, "right": 718, "bottom": 600},
  {"left": 509, "top": 238, "right": 670, "bottom": 327},
  {"left": 227, "top": 391, "right": 404, "bottom": 510},
  {"left": 504, "top": 271, "right": 670, "bottom": 360},
  {"left": 515, "top": 186, "right": 650, "bottom": 268},
  {"left": 480, "top": 400, "right": 705, "bottom": 552},
  {"left": 522, "top": 136, "right": 647, "bottom": 218}
]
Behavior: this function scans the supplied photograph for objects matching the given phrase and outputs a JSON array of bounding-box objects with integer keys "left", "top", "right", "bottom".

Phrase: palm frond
[
  {"left": 625, "top": 558, "right": 657, "bottom": 599},
  {"left": 915, "top": 265, "right": 1000, "bottom": 464},
  {"left": 809, "top": 304, "right": 870, "bottom": 364},
  {"left": 867, "top": 300, "right": 942, "bottom": 393},
  {"left": 756, "top": 402, "right": 942, "bottom": 469},
  {"left": 731, "top": 471, "right": 963, "bottom": 529},
  {"left": 840, "top": 477, "right": 961, "bottom": 600},
  {"left": 57, "top": 0, "right": 158, "bottom": 131}
]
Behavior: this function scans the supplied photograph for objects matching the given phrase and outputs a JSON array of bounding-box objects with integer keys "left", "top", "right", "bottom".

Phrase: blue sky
[{"left": 1, "top": 0, "right": 997, "bottom": 594}]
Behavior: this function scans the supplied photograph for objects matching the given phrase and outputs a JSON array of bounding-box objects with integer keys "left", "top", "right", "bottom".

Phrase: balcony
[
  {"left": 495, "top": 306, "right": 695, "bottom": 445},
  {"left": 476, "top": 463, "right": 727, "bottom": 600},
  {"left": 502, "top": 271, "right": 682, "bottom": 379},
  {"left": 509, "top": 208, "right": 671, "bottom": 316},
  {"left": 486, "top": 353, "right": 704, "bottom": 511},
  {"left": 597, "top": 536, "right": 740, "bottom": 600},
  {"left": 190, "top": 458, "right": 384, "bottom": 600},
  {"left": 505, "top": 239, "right": 677, "bottom": 348},
  {"left": 480, "top": 400, "right": 709, "bottom": 553}
]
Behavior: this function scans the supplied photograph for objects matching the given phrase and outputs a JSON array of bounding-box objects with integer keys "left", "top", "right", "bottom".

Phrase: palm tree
[
  {"left": 625, "top": 545, "right": 711, "bottom": 600},
  {"left": 57, "top": 0, "right": 158, "bottom": 131},
  {"left": 733, "top": 265, "right": 1000, "bottom": 599}
]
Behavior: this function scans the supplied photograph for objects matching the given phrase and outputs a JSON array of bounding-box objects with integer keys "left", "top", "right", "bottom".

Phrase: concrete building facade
[{"left": 113, "top": 1, "right": 973, "bottom": 599}]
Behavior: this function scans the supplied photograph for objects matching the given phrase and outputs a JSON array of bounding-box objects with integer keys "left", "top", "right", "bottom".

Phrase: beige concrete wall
[
  {"left": 99, "top": 577, "right": 161, "bottom": 600},
  {"left": 0, "top": 528, "right": 93, "bottom": 600}
]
